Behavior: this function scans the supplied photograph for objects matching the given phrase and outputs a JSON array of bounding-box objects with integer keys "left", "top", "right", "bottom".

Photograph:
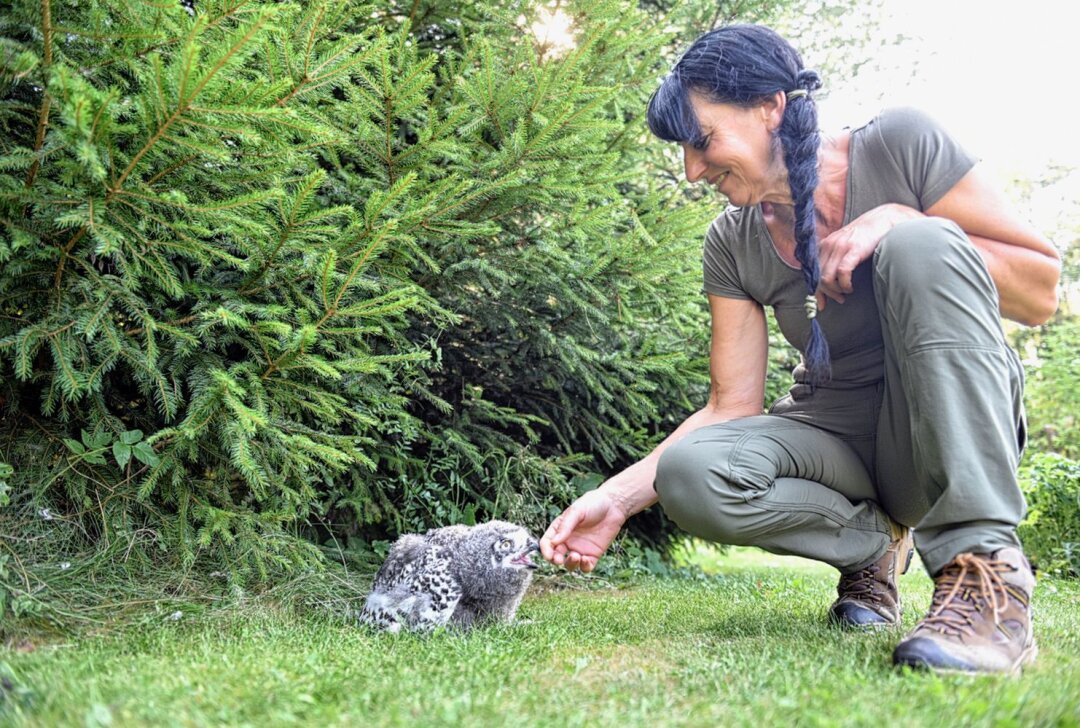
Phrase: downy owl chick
[{"left": 360, "top": 520, "right": 539, "bottom": 632}]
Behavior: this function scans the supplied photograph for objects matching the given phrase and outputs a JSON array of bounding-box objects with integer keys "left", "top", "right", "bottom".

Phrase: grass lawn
[{"left": 3, "top": 547, "right": 1079, "bottom": 727}]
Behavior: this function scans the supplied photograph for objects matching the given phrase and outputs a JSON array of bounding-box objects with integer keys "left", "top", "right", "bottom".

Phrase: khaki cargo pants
[{"left": 654, "top": 218, "right": 1028, "bottom": 576}]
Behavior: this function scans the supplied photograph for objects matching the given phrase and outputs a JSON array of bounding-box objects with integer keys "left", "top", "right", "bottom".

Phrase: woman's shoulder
[
  {"left": 851, "top": 106, "right": 957, "bottom": 147},
  {"left": 708, "top": 204, "right": 760, "bottom": 235},
  {"left": 848, "top": 106, "right": 977, "bottom": 210},
  {"left": 707, "top": 205, "right": 760, "bottom": 244}
]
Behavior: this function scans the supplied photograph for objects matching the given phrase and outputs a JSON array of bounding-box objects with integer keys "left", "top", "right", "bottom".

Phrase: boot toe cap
[
  {"left": 829, "top": 601, "right": 896, "bottom": 628},
  {"left": 893, "top": 636, "right": 975, "bottom": 671}
]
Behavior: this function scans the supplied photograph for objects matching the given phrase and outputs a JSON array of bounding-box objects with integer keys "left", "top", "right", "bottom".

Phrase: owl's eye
[{"left": 499, "top": 538, "right": 513, "bottom": 550}]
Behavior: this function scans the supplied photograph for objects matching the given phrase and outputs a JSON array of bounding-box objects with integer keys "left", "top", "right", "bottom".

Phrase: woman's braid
[
  {"left": 778, "top": 71, "right": 830, "bottom": 384},
  {"left": 647, "top": 26, "right": 832, "bottom": 384}
]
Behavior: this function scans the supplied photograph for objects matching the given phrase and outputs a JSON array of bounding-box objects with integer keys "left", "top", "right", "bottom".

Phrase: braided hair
[{"left": 647, "top": 25, "right": 830, "bottom": 385}]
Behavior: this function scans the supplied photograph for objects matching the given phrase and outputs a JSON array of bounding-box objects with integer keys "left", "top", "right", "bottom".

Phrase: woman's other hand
[{"left": 817, "top": 203, "right": 923, "bottom": 304}]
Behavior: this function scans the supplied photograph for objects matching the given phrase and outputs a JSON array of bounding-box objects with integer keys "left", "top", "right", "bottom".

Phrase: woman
[{"left": 540, "top": 24, "right": 1060, "bottom": 674}]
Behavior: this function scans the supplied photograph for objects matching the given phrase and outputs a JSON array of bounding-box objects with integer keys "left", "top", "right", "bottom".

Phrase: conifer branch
[
  {"left": 54, "top": 12, "right": 272, "bottom": 295},
  {"left": 24, "top": 0, "right": 54, "bottom": 190},
  {"left": 238, "top": 222, "right": 297, "bottom": 295},
  {"left": 121, "top": 15, "right": 271, "bottom": 191},
  {"left": 128, "top": 314, "right": 198, "bottom": 338},
  {"left": 145, "top": 155, "right": 199, "bottom": 187},
  {"left": 275, "top": 41, "right": 380, "bottom": 107}
]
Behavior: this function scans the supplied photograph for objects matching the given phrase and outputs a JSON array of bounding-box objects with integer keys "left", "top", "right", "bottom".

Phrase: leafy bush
[
  {"left": 1018, "top": 316, "right": 1080, "bottom": 460},
  {"left": 1018, "top": 452, "right": 1080, "bottom": 577}
]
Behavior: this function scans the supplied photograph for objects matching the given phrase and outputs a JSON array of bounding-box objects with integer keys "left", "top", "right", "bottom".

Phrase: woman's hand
[
  {"left": 540, "top": 488, "right": 630, "bottom": 573},
  {"left": 817, "top": 204, "right": 923, "bottom": 304}
]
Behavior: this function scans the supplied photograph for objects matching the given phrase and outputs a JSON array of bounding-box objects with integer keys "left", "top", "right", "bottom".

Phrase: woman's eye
[{"left": 691, "top": 135, "right": 710, "bottom": 151}]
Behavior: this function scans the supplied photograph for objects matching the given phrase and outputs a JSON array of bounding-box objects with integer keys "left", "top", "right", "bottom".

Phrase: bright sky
[{"left": 814, "top": 0, "right": 1079, "bottom": 235}]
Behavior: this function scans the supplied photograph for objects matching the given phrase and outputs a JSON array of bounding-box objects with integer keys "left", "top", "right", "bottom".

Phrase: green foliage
[
  {"left": 0, "top": 660, "right": 35, "bottom": 719},
  {"left": 4, "top": 0, "right": 795, "bottom": 606},
  {"left": 1016, "top": 316, "right": 1080, "bottom": 460},
  {"left": 2, "top": 0, "right": 448, "bottom": 583},
  {"left": 1018, "top": 452, "right": 1080, "bottom": 577},
  {"left": 0, "top": 461, "right": 12, "bottom": 507},
  {"left": 5, "top": 564, "right": 1080, "bottom": 725}
]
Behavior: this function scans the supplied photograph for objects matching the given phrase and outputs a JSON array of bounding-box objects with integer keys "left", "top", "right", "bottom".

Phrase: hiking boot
[
  {"left": 829, "top": 519, "right": 913, "bottom": 628},
  {"left": 893, "top": 547, "right": 1037, "bottom": 675}
]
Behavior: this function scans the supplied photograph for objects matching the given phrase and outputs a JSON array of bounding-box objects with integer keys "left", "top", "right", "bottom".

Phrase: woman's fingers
[{"left": 540, "top": 508, "right": 582, "bottom": 562}]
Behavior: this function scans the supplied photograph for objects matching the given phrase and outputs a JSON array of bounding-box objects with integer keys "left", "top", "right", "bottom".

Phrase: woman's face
[{"left": 681, "top": 92, "right": 787, "bottom": 207}]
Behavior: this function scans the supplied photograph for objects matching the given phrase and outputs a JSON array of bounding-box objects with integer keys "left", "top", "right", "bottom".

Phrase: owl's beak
[{"left": 513, "top": 539, "right": 541, "bottom": 569}]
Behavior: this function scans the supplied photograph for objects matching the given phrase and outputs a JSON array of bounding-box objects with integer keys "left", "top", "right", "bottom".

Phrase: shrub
[
  {"left": 4, "top": 0, "right": 782, "bottom": 595},
  {"left": 1018, "top": 452, "right": 1080, "bottom": 578},
  {"left": 1018, "top": 316, "right": 1080, "bottom": 460}
]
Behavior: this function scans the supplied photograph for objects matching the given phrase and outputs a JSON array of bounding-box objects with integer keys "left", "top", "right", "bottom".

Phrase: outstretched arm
[{"left": 541, "top": 294, "right": 768, "bottom": 572}]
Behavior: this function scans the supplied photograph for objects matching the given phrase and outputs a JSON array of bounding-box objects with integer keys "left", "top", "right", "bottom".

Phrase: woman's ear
[{"left": 760, "top": 90, "right": 786, "bottom": 132}]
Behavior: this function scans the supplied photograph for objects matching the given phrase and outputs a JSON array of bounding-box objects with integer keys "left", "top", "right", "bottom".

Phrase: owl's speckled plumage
[{"left": 360, "top": 521, "right": 539, "bottom": 632}]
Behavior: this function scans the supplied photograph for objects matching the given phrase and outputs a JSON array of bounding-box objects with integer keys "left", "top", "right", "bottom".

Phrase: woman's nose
[{"left": 683, "top": 146, "right": 706, "bottom": 183}]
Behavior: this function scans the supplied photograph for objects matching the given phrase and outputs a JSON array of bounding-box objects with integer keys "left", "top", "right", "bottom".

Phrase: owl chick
[{"left": 360, "top": 520, "right": 539, "bottom": 632}]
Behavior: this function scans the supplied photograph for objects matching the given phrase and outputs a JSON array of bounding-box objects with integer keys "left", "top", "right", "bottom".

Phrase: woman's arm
[
  {"left": 817, "top": 165, "right": 1061, "bottom": 325},
  {"left": 599, "top": 294, "right": 768, "bottom": 515},
  {"left": 924, "top": 166, "right": 1061, "bottom": 325},
  {"left": 540, "top": 294, "right": 768, "bottom": 571}
]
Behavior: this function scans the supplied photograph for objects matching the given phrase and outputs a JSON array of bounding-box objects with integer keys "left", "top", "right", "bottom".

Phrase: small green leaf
[
  {"left": 120, "top": 429, "right": 143, "bottom": 445},
  {"left": 85, "top": 452, "right": 108, "bottom": 466},
  {"left": 84, "top": 429, "right": 109, "bottom": 449},
  {"left": 63, "top": 438, "right": 86, "bottom": 455},
  {"left": 132, "top": 443, "right": 160, "bottom": 467},
  {"left": 112, "top": 442, "right": 131, "bottom": 469}
]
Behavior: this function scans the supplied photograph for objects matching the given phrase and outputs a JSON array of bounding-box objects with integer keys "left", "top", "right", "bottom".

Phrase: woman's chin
[{"left": 720, "top": 188, "right": 750, "bottom": 207}]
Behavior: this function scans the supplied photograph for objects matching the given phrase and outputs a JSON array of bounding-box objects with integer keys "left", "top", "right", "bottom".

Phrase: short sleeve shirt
[{"left": 702, "top": 107, "right": 978, "bottom": 389}]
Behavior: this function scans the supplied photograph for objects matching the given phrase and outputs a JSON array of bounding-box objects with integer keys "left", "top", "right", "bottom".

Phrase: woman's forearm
[
  {"left": 967, "top": 232, "right": 1061, "bottom": 326},
  {"left": 599, "top": 402, "right": 760, "bottom": 518}
]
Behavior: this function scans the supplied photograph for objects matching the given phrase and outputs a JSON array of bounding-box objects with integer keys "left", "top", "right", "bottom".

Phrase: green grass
[{"left": 3, "top": 548, "right": 1080, "bottom": 727}]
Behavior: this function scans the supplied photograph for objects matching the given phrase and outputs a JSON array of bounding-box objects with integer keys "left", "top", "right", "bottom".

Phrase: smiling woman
[
  {"left": 541, "top": 22, "right": 1062, "bottom": 677},
  {"left": 679, "top": 95, "right": 788, "bottom": 209}
]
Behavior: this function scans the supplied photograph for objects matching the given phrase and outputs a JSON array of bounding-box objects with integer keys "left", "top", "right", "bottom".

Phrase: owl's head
[{"left": 477, "top": 521, "right": 539, "bottom": 571}]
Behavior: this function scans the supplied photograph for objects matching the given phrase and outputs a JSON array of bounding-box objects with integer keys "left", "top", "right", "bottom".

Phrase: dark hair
[{"left": 647, "top": 24, "right": 830, "bottom": 384}]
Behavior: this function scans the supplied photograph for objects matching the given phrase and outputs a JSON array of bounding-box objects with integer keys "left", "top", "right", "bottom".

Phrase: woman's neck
[{"left": 762, "top": 132, "right": 850, "bottom": 230}]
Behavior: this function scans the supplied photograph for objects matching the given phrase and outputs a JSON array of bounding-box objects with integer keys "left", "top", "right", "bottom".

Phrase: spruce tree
[
  {"left": 2, "top": 0, "right": 448, "bottom": 578},
  {"left": 1, "top": 0, "right": 795, "bottom": 608}
]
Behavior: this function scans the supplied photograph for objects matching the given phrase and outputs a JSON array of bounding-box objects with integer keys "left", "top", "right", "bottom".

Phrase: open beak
[{"left": 514, "top": 540, "right": 541, "bottom": 569}]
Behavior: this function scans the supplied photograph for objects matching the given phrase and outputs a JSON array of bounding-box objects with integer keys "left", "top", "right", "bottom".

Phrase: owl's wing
[
  {"left": 360, "top": 542, "right": 461, "bottom": 632},
  {"left": 369, "top": 534, "right": 427, "bottom": 591},
  {"left": 404, "top": 544, "right": 462, "bottom": 630}
]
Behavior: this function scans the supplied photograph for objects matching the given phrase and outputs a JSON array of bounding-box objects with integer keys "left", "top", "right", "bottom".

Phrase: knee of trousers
[
  {"left": 873, "top": 216, "right": 988, "bottom": 294},
  {"left": 654, "top": 432, "right": 763, "bottom": 546}
]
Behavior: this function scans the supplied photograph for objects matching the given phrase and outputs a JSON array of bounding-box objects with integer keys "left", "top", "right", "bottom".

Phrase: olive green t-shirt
[{"left": 702, "top": 107, "right": 978, "bottom": 390}]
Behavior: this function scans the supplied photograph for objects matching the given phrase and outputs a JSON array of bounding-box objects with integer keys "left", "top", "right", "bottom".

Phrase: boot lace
[
  {"left": 838, "top": 564, "right": 886, "bottom": 605},
  {"left": 920, "top": 553, "right": 1015, "bottom": 637}
]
